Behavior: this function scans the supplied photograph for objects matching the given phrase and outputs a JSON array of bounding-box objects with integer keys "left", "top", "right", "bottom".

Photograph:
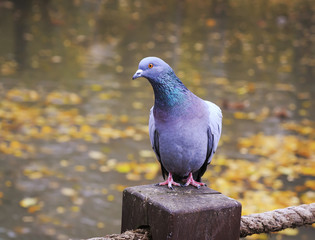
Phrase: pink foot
[
  {"left": 158, "top": 173, "right": 181, "bottom": 189},
  {"left": 184, "top": 173, "right": 206, "bottom": 189}
]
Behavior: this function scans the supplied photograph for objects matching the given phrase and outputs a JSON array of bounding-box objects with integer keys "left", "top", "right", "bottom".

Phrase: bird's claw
[
  {"left": 183, "top": 173, "right": 206, "bottom": 189},
  {"left": 158, "top": 180, "right": 180, "bottom": 189},
  {"left": 157, "top": 173, "right": 181, "bottom": 189}
]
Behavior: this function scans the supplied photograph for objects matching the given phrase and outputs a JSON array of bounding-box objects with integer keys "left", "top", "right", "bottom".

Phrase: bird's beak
[{"left": 132, "top": 69, "right": 143, "bottom": 80}]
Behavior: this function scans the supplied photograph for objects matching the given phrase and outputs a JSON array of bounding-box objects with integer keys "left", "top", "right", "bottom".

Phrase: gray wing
[
  {"left": 149, "top": 107, "right": 168, "bottom": 179},
  {"left": 194, "top": 100, "right": 222, "bottom": 181},
  {"left": 205, "top": 100, "right": 222, "bottom": 164},
  {"left": 148, "top": 107, "right": 156, "bottom": 150}
]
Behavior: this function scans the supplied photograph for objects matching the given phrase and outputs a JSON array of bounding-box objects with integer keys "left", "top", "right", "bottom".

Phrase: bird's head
[
  {"left": 132, "top": 57, "right": 189, "bottom": 108},
  {"left": 132, "top": 57, "right": 173, "bottom": 82}
]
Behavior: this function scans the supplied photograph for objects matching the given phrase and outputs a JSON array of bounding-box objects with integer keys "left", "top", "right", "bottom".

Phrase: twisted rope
[
  {"left": 240, "top": 203, "right": 315, "bottom": 237},
  {"left": 85, "top": 229, "right": 150, "bottom": 240}
]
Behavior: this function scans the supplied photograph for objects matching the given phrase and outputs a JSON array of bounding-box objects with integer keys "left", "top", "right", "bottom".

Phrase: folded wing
[{"left": 149, "top": 107, "right": 168, "bottom": 179}]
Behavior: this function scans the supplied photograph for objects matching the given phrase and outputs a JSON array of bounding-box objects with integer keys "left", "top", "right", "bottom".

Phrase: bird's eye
[{"left": 148, "top": 63, "right": 153, "bottom": 69}]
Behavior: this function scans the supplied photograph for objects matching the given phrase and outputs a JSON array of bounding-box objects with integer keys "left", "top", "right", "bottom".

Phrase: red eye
[{"left": 148, "top": 63, "right": 153, "bottom": 68}]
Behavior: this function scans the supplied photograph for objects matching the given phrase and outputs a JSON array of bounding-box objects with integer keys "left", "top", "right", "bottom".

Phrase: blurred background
[{"left": 0, "top": 0, "right": 314, "bottom": 239}]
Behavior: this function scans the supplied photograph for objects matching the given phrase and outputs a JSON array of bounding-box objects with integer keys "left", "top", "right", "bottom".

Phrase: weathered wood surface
[
  {"left": 121, "top": 184, "right": 242, "bottom": 240},
  {"left": 82, "top": 185, "right": 315, "bottom": 240},
  {"left": 85, "top": 203, "right": 315, "bottom": 239}
]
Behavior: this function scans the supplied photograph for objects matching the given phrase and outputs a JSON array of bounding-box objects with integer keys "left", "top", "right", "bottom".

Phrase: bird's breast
[{"left": 153, "top": 98, "right": 206, "bottom": 123}]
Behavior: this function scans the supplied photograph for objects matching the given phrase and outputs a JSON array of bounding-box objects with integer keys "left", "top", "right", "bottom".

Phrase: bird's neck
[{"left": 149, "top": 72, "right": 190, "bottom": 111}]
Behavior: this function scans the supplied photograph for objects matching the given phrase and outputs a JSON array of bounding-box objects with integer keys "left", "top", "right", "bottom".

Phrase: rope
[
  {"left": 85, "top": 229, "right": 150, "bottom": 240},
  {"left": 85, "top": 203, "right": 315, "bottom": 240},
  {"left": 240, "top": 203, "right": 315, "bottom": 238}
]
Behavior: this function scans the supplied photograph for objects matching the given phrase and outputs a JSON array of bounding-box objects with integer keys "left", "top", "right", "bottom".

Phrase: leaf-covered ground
[{"left": 0, "top": 83, "right": 314, "bottom": 240}]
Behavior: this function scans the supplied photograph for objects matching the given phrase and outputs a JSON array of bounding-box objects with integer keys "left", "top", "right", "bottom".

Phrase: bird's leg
[
  {"left": 184, "top": 172, "right": 206, "bottom": 189},
  {"left": 158, "top": 172, "right": 181, "bottom": 189}
]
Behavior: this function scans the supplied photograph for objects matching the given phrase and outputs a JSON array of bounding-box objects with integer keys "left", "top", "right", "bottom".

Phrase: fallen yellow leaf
[{"left": 20, "top": 197, "right": 38, "bottom": 208}]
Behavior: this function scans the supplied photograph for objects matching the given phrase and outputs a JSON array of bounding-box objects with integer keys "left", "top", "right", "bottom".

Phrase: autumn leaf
[{"left": 20, "top": 197, "right": 38, "bottom": 208}]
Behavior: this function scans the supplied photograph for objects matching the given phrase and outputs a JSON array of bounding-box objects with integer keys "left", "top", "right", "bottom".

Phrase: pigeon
[{"left": 132, "top": 57, "right": 222, "bottom": 189}]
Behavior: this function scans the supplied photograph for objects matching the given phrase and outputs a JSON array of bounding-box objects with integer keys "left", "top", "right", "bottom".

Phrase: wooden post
[{"left": 121, "top": 184, "right": 242, "bottom": 240}]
